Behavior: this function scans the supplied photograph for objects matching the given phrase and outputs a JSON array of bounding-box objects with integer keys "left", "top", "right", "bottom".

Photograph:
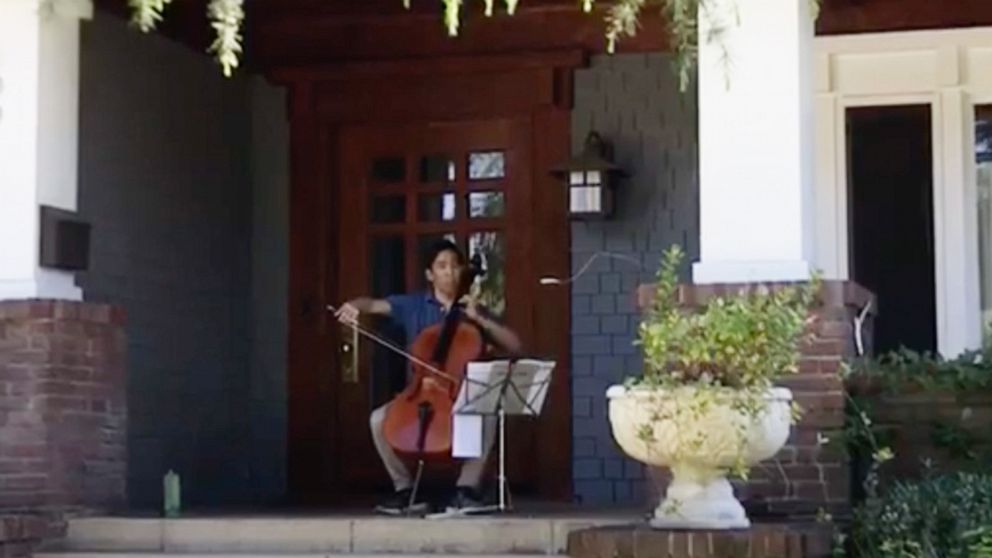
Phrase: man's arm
[
  {"left": 334, "top": 297, "right": 391, "bottom": 324},
  {"left": 464, "top": 301, "right": 522, "bottom": 356},
  {"left": 474, "top": 313, "right": 523, "bottom": 356}
]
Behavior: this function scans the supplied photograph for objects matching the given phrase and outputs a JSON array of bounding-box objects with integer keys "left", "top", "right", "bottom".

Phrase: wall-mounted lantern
[{"left": 551, "top": 131, "right": 626, "bottom": 219}]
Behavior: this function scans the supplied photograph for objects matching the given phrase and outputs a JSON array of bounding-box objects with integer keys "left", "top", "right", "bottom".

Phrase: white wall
[
  {"left": 814, "top": 27, "right": 992, "bottom": 357},
  {"left": 0, "top": 0, "right": 88, "bottom": 300}
]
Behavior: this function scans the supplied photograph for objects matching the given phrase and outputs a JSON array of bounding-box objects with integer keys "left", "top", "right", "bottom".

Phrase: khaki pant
[{"left": 370, "top": 402, "right": 497, "bottom": 491}]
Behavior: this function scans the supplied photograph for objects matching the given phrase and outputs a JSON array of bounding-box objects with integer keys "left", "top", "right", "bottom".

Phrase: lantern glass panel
[
  {"left": 586, "top": 170, "right": 602, "bottom": 185},
  {"left": 569, "top": 185, "right": 602, "bottom": 214},
  {"left": 569, "top": 171, "right": 585, "bottom": 186}
]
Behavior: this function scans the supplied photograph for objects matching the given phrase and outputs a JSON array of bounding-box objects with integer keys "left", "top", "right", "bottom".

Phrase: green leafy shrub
[
  {"left": 845, "top": 472, "right": 992, "bottom": 558},
  {"left": 627, "top": 245, "right": 820, "bottom": 476},
  {"left": 847, "top": 347, "right": 992, "bottom": 395},
  {"left": 636, "top": 244, "right": 820, "bottom": 392}
]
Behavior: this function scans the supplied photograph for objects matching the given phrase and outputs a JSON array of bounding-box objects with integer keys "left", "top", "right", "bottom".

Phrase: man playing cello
[{"left": 335, "top": 239, "right": 522, "bottom": 516}]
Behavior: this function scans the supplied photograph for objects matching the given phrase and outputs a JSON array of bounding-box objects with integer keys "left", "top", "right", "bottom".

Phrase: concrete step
[
  {"left": 38, "top": 554, "right": 557, "bottom": 558},
  {"left": 54, "top": 516, "right": 639, "bottom": 555}
]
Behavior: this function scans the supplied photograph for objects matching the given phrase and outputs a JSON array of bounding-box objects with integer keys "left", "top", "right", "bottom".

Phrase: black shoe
[
  {"left": 443, "top": 486, "right": 492, "bottom": 515},
  {"left": 374, "top": 489, "right": 429, "bottom": 516}
]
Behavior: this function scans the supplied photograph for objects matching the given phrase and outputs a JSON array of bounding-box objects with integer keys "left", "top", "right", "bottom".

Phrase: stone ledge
[
  {"left": 0, "top": 514, "right": 66, "bottom": 558},
  {"left": 0, "top": 300, "right": 125, "bottom": 326},
  {"left": 0, "top": 516, "right": 49, "bottom": 543},
  {"left": 566, "top": 523, "right": 834, "bottom": 558}
]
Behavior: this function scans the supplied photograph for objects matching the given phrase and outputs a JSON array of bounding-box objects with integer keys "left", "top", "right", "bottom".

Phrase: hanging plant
[
  {"left": 126, "top": 0, "right": 819, "bottom": 86},
  {"left": 128, "top": 0, "right": 243, "bottom": 77},
  {"left": 206, "top": 0, "right": 244, "bottom": 77},
  {"left": 128, "top": 0, "right": 172, "bottom": 31},
  {"left": 411, "top": 0, "right": 821, "bottom": 92},
  {"left": 419, "top": 0, "right": 706, "bottom": 90}
]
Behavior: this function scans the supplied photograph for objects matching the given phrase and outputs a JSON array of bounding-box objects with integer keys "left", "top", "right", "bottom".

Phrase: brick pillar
[
  {"left": 635, "top": 280, "right": 875, "bottom": 518},
  {"left": 0, "top": 515, "right": 65, "bottom": 558},
  {"left": 0, "top": 300, "right": 126, "bottom": 512}
]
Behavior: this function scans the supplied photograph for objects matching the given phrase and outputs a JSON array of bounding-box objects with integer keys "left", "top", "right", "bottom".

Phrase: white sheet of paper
[
  {"left": 452, "top": 414, "right": 483, "bottom": 458},
  {"left": 450, "top": 359, "right": 556, "bottom": 458}
]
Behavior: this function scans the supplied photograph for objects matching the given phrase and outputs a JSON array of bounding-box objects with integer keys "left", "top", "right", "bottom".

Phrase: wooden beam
[
  {"left": 270, "top": 50, "right": 586, "bottom": 84},
  {"left": 816, "top": 0, "right": 992, "bottom": 35},
  {"left": 249, "top": 4, "right": 668, "bottom": 72},
  {"left": 96, "top": 0, "right": 992, "bottom": 75}
]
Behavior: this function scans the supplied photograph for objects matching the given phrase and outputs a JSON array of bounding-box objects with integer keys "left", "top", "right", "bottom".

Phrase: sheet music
[
  {"left": 452, "top": 362, "right": 499, "bottom": 458},
  {"left": 454, "top": 359, "right": 555, "bottom": 416},
  {"left": 451, "top": 359, "right": 554, "bottom": 458},
  {"left": 452, "top": 414, "right": 484, "bottom": 458}
]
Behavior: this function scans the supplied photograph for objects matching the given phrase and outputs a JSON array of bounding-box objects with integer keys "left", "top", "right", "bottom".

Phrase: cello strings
[
  {"left": 342, "top": 317, "right": 509, "bottom": 391},
  {"left": 328, "top": 304, "right": 502, "bottom": 391},
  {"left": 346, "top": 320, "right": 494, "bottom": 390},
  {"left": 328, "top": 305, "right": 458, "bottom": 382}
]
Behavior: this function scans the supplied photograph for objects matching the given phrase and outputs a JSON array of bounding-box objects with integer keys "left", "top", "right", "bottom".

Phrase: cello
[{"left": 380, "top": 254, "right": 488, "bottom": 461}]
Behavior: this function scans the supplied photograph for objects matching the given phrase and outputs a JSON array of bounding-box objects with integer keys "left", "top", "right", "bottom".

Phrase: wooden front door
[
  {"left": 333, "top": 117, "right": 539, "bottom": 493},
  {"left": 283, "top": 55, "right": 577, "bottom": 505}
]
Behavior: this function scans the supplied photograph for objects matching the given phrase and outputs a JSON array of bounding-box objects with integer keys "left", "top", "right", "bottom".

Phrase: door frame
[
  {"left": 272, "top": 50, "right": 584, "bottom": 504},
  {"left": 815, "top": 28, "right": 992, "bottom": 357}
]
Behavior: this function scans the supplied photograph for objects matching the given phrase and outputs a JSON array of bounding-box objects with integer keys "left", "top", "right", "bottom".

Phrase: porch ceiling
[{"left": 94, "top": 0, "right": 992, "bottom": 74}]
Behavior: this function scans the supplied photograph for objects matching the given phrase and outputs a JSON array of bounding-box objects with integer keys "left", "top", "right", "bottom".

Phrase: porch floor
[{"left": 45, "top": 507, "right": 647, "bottom": 557}]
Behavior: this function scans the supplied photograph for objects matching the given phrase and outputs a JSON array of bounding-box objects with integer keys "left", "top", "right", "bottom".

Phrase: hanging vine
[
  {"left": 127, "top": 0, "right": 243, "bottom": 77},
  {"left": 126, "top": 0, "right": 819, "bottom": 87},
  {"left": 127, "top": 0, "right": 172, "bottom": 31},
  {"left": 206, "top": 0, "right": 244, "bottom": 77}
]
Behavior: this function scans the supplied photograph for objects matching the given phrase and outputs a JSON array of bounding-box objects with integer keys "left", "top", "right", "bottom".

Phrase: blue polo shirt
[
  {"left": 385, "top": 291, "right": 446, "bottom": 343},
  {"left": 385, "top": 291, "right": 497, "bottom": 348}
]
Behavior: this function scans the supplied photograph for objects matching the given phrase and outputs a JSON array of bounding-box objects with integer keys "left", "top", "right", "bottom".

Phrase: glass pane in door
[
  {"left": 369, "top": 236, "right": 407, "bottom": 406},
  {"left": 371, "top": 195, "right": 406, "bottom": 224},
  {"left": 468, "top": 191, "right": 505, "bottom": 218},
  {"left": 420, "top": 155, "right": 456, "bottom": 184},
  {"left": 468, "top": 151, "right": 505, "bottom": 180},
  {"left": 370, "top": 157, "right": 405, "bottom": 183},
  {"left": 469, "top": 231, "right": 506, "bottom": 317},
  {"left": 976, "top": 105, "right": 992, "bottom": 345},
  {"left": 418, "top": 192, "right": 457, "bottom": 222}
]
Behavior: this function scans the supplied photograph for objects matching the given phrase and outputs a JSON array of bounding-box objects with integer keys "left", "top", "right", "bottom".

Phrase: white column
[
  {"left": 0, "top": 0, "right": 92, "bottom": 300},
  {"left": 937, "top": 87, "right": 982, "bottom": 356},
  {"left": 692, "top": 0, "right": 816, "bottom": 284}
]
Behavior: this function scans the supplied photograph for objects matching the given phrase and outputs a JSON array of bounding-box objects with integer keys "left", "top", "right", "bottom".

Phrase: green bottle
[{"left": 163, "top": 470, "right": 181, "bottom": 518}]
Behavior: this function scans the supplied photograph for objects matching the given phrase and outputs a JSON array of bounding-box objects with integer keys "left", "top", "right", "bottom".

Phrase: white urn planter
[{"left": 606, "top": 384, "right": 793, "bottom": 530}]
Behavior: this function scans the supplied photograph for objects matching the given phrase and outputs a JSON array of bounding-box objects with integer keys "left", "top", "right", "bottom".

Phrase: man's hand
[
  {"left": 335, "top": 302, "right": 360, "bottom": 325},
  {"left": 461, "top": 294, "right": 481, "bottom": 322},
  {"left": 458, "top": 294, "right": 522, "bottom": 355}
]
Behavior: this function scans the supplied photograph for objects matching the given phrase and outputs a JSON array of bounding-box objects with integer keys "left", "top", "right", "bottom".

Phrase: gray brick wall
[
  {"left": 570, "top": 53, "right": 699, "bottom": 505},
  {"left": 247, "top": 78, "right": 290, "bottom": 505},
  {"left": 76, "top": 11, "right": 278, "bottom": 509},
  {"left": 73, "top": 19, "right": 691, "bottom": 510}
]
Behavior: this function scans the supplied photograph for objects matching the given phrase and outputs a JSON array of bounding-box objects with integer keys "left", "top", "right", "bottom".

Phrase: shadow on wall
[{"left": 76, "top": 10, "right": 290, "bottom": 510}]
